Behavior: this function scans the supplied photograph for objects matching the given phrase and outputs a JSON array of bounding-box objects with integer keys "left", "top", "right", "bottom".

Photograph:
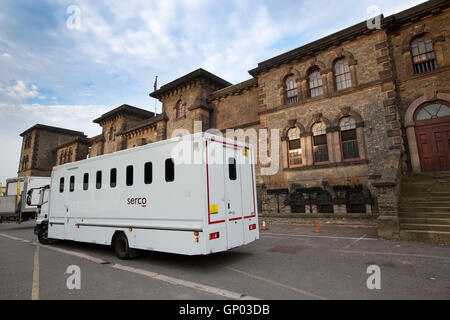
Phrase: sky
[{"left": 0, "top": 0, "right": 427, "bottom": 183}]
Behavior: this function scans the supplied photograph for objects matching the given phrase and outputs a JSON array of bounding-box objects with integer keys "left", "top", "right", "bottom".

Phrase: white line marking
[
  {"left": 262, "top": 232, "right": 378, "bottom": 241},
  {"left": 343, "top": 234, "right": 367, "bottom": 249},
  {"left": 222, "top": 265, "right": 327, "bottom": 300},
  {"left": 338, "top": 250, "right": 450, "bottom": 261},
  {"left": 31, "top": 245, "right": 39, "bottom": 300},
  {"left": 111, "top": 264, "right": 259, "bottom": 300},
  {"left": 0, "top": 233, "right": 259, "bottom": 300}
]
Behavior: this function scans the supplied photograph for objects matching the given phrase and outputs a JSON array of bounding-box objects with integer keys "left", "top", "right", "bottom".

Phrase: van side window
[
  {"left": 70, "top": 176, "right": 75, "bottom": 192},
  {"left": 110, "top": 168, "right": 117, "bottom": 188},
  {"left": 165, "top": 158, "right": 175, "bottom": 182},
  {"left": 83, "top": 173, "right": 89, "bottom": 191},
  {"left": 60, "top": 177, "right": 65, "bottom": 193},
  {"left": 126, "top": 165, "right": 134, "bottom": 186},
  {"left": 96, "top": 171, "right": 102, "bottom": 189},
  {"left": 144, "top": 162, "right": 153, "bottom": 184},
  {"left": 228, "top": 157, "right": 237, "bottom": 181}
]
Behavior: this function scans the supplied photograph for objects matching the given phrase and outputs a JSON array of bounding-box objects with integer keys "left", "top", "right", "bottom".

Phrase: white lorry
[
  {"left": 34, "top": 133, "right": 259, "bottom": 259},
  {"left": 0, "top": 176, "right": 51, "bottom": 223}
]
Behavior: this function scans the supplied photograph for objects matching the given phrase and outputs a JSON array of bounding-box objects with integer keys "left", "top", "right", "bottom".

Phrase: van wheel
[
  {"left": 113, "top": 232, "right": 136, "bottom": 260},
  {"left": 38, "top": 225, "right": 50, "bottom": 245}
]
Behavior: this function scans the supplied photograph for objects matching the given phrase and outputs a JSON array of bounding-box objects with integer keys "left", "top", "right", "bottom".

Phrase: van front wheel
[{"left": 113, "top": 232, "right": 136, "bottom": 260}]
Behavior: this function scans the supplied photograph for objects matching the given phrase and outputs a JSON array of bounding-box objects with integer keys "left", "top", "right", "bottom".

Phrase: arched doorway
[{"left": 414, "top": 101, "right": 450, "bottom": 172}]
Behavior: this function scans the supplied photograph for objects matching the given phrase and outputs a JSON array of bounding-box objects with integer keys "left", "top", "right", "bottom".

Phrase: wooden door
[{"left": 415, "top": 117, "right": 450, "bottom": 172}]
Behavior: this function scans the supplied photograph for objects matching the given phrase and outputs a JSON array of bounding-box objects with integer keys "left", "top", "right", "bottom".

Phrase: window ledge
[{"left": 284, "top": 159, "right": 369, "bottom": 171}]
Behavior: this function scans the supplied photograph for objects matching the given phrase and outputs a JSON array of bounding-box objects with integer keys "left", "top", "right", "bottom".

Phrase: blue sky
[{"left": 0, "top": 0, "right": 427, "bottom": 182}]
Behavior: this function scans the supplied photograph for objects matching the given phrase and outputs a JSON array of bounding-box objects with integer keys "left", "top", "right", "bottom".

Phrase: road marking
[
  {"left": 31, "top": 245, "right": 39, "bottom": 300},
  {"left": 343, "top": 234, "right": 367, "bottom": 249},
  {"left": 222, "top": 265, "right": 327, "bottom": 300},
  {"left": 0, "top": 233, "right": 259, "bottom": 300},
  {"left": 111, "top": 264, "right": 259, "bottom": 300},
  {"left": 338, "top": 250, "right": 450, "bottom": 261},
  {"left": 262, "top": 232, "right": 378, "bottom": 242}
]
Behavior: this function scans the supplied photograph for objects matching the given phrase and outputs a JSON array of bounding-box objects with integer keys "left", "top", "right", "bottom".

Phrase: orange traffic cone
[
  {"left": 262, "top": 220, "right": 268, "bottom": 231},
  {"left": 315, "top": 222, "right": 322, "bottom": 233}
]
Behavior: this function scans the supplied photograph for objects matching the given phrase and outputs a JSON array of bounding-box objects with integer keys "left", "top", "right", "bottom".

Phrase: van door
[
  {"left": 64, "top": 204, "right": 75, "bottom": 240},
  {"left": 224, "top": 147, "right": 244, "bottom": 249}
]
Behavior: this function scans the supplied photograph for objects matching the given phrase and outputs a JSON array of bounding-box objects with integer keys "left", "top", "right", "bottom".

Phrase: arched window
[
  {"left": 411, "top": 35, "right": 437, "bottom": 74},
  {"left": 334, "top": 59, "right": 352, "bottom": 90},
  {"left": 287, "top": 127, "right": 302, "bottom": 166},
  {"left": 340, "top": 117, "right": 360, "bottom": 160},
  {"left": 415, "top": 102, "right": 450, "bottom": 121},
  {"left": 176, "top": 101, "right": 184, "bottom": 119},
  {"left": 312, "top": 122, "right": 329, "bottom": 163},
  {"left": 308, "top": 66, "right": 323, "bottom": 98},
  {"left": 285, "top": 75, "right": 298, "bottom": 105}
]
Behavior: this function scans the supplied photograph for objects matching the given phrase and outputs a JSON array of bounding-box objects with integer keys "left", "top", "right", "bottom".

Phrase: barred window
[
  {"left": 334, "top": 59, "right": 352, "bottom": 90},
  {"left": 312, "top": 122, "right": 329, "bottom": 163},
  {"left": 411, "top": 35, "right": 437, "bottom": 74},
  {"left": 285, "top": 76, "right": 298, "bottom": 105},
  {"left": 308, "top": 67, "right": 323, "bottom": 98},
  {"left": 287, "top": 127, "right": 302, "bottom": 166},
  {"left": 340, "top": 117, "right": 359, "bottom": 160}
]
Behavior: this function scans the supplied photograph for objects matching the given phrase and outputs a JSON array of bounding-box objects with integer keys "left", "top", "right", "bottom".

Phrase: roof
[
  {"left": 210, "top": 78, "right": 258, "bottom": 100},
  {"left": 150, "top": 68, "right": 232, "bottom": 99},
  {"left": 121, "top": 113, "right": 168, "bottom": 136},
  {"left": 93, "top": 104, "right": 155, "bottom": 124},
  {"left": 53, "top": 136, "right": 90, "bottom": 152},
  {"left": 20, "top": 124, "right": 85, "bottom": 137},
  {"left": 248, "top": 0, "right": 450, "bottom": 77}
]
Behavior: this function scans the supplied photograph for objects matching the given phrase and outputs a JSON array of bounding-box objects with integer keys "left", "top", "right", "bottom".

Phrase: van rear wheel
[{"left": 113, "top": 232, "right": 136, "bottom": 260}]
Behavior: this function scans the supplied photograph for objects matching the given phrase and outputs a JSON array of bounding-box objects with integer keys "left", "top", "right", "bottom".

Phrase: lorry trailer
[
  {"left": 35, "top": 133, "right": 259, "bottom": 258},
  {"left": 0, "top": 176, "right": 50, "bottom": 223}
]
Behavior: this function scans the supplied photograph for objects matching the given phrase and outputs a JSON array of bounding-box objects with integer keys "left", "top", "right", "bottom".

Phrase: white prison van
[{"left": 35, "top": 133, "right": 259, "bottom": 258}]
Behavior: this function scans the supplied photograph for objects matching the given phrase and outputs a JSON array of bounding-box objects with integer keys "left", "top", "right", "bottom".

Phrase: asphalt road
[{"left": 0, "top": 220, "right": 449, "bottom": 300}]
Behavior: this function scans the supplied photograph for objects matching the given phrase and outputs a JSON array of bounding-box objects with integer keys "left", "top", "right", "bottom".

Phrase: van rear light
[
  {"left": 209, "top": 232, "right": 220, "bottom": 240},
  {"left": 249, "top": 224, "right": 256, "bottom": 230}
]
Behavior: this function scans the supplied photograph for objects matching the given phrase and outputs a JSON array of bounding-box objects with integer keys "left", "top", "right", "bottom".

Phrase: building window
[
  {"left": 110, "top": 168, "right": 117, "bottom": 188},
  {"left": 312, "top": 122, "right": 329, "bottom": 163},
  {"left": 287, "top": 127, "right": 302, "bottom": 166},
  {"left": 165, "top": 158, "right": 175, "bottom": 182},
  {"left": 340, "top": 117, "right": 360, "bottom": 160},
  {"left": 21, "top": 155, "right": 29, "bottom": 171},
  {"left": 415, "top": 102, "right": 450, "bottom": 121},
  {"left": 308, "top": 67, "right": 323, "bottom": 98},
  {"left": 126, "top": 166, "right": 134, "bottom": 186},
  {"left": 144, "top": 162, "right": 153, "bottom": 184},
  {"left": 176, "top": 101, "right": 184, "bottom": 119},
  {"left": 317, "top": 191, "right": 334, "bottom": 213},
  {"left": 285, "top": 75, "right": 298, "bottom": 105},
  {"left": 334, "top": 59, "right": 352, "bottom": 90},
  {"left": 24, "top": 135, "right": 32, "bottom": 149},
  {"left": 411, "top": 35, "right": 437, "bottom": 74},
  {"left": 108, "top": 127, "right": 115, "bottom": 141}
]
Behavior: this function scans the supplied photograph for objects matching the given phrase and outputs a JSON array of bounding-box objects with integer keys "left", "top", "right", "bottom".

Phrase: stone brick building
[{"left": 16, "top": 0, "right": 450, "bottom": 240}]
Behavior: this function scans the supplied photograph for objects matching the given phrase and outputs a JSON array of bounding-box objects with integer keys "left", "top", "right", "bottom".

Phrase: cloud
[{"left": 2, "top": 80, "right": 40, "bottom": 101}]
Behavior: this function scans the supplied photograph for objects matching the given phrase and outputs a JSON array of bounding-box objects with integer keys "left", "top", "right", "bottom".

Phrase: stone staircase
[{"left": 398, "top": 172, "right": 450, "bottom": 245}]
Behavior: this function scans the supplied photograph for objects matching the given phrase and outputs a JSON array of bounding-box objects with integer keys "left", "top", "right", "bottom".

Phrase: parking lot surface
[{"left": 1, "top": 221, "right": 449, "bottom": 300}]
